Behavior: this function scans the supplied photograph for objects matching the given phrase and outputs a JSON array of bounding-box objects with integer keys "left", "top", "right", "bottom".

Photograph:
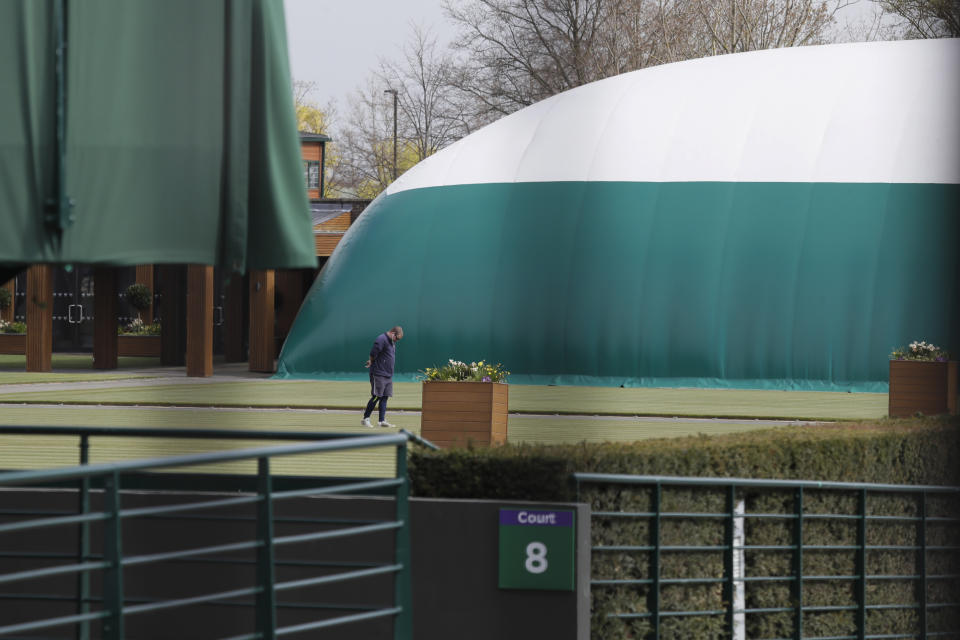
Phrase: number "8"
[{"left": 525, "top": 541, "right": 548, "bottom": 574}]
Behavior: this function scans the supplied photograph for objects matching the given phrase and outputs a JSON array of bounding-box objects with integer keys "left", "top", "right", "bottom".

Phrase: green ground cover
[
  {"left": 0, "top": 354, "right": 157, "bottom": 383},
  {"left": 0, "top": 379, "right": 886, "bottom": 420},
  {"left": 0, "top": 405, "right": 796, "bottom": 477}
]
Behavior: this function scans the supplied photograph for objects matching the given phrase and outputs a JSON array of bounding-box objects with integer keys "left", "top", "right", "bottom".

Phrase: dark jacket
[{"left": 369, "top": 333, "right": 396, "bottom": 378}]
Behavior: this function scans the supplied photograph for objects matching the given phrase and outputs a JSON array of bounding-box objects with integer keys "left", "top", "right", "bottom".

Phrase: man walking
[{"left": 362, "top": 326, "right": 403, "bottom": 428}]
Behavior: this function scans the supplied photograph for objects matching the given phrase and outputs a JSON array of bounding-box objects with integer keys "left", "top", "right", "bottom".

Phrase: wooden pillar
[
  {"left": 135, "top": 264, "right": 155, "bottom": 323},
  {"left": 26, "top": 264, "right": 53, "bottom": 372},
  {"left": 249, "top": 269, "right": 275, "bottom": 373},
  {"left": 93, "top": 267, "right": 119, "bottom": 370},
  {"left": 0, "top": 278, "right": 14, "bottom": 323},
  {"left": 186, "top": 264, "right": 213, "bottom": 377},
  {"left": 223, "top": 273, "right": 246, "bottom": 363},
  {"left": 158, "top": 265, "right": 186, "bottom": 366}
]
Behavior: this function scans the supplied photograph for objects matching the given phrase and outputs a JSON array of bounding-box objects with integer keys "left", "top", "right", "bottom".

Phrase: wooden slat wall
[
  {"left": 0, "top": 278, "right": 13, "bottom": 323},
  {"left": 889, "top": 360, "right": 958, "bottom": 417},
  {"left": 93, "top": 267, "right": 118, "bottom": 370},
  {"left": 314, "top": 233, "right": 344, "bottom": 257},
  {"left": 421, "top": 382, "right": 509, "bottom": 448},
  {"left": 186, "top": 265, "right": 214, "bottom": 377},
  {"left": 315, "top": 212, "right": 351, "bottom": 232},
  {"left": 301, "top": 142, "right": 321, "bottom": 162},
  {"left": 135, "top": 264, "right": 154, "bottom": 323},
  {"left": 249, "top": 269, "right": 275, "bottom": 373}
]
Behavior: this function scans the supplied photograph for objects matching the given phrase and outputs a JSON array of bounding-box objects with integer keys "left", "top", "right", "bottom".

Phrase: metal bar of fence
[
  {"left": 102, "top": 471, "right": 123, "bottom": 640},
  {"left": 0, "top": 609, "right": 108, "bottom": 637},
  {"left": 572, "top": 473, "right": 960, "bottom": 494},
  {"left": 274, "top": 607, "right": 403, "bottom": 639},
  {"left": 76, "top": 432, "right": 91, "bottom": 640},
  {"left": 255, "top": 457, "right": 276, "bottom": 640},
  {"left": 857, "top": 488, "right": 867, "bottom": 640},
  {"left": 273, "top": 563, "right": 401, "bottom": 593},
  {"left": 124, "top": 585, "right": 262, "bottom": 617},
  {"left": 920, "top": 490, "right": 928, "bottom": 640},
  {"left": 724, "top": 485, "right": 736, "bottom": 640},
  {"left": 0, "top": 511, "right": 109, "bottom": 535},
  {"left": 393, "top": 440, "right": 413, "bottom": 640},
  {"left": 793, "top": 487, "right": 804, "bottom": 640},
  {"left": 650, "top": 482, "right": 661, "bottom": 639},
  {"left": 222, "top": 607, "right": 403, "bottom": 640},
  {"left": 0, "top": 560, "right": 110, "bottom": 586}
]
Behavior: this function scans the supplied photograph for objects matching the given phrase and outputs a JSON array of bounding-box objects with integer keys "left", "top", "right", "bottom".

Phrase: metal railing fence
[
  {"left": 0, "top": 426, "right": 428, "bottom": 640},
  {"left": 574, "top": 473, "right": 960, "bottom": 640}
]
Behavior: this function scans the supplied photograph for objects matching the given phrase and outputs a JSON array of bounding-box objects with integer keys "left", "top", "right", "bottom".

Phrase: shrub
[
  {"left": 124, "top": 283, "right": 152, "bottom": 312},
  {"left": 118, "top": 318, "right": 161, "bottom": 336},
  {"left": 421, "top": 359, "right": 509, "bottom": 382},
  {"left": 0, "top": 287, "right": 11, "bottom": 311},
  {"left": 0, "top": 319, "right": 26, "bottom": 334}
]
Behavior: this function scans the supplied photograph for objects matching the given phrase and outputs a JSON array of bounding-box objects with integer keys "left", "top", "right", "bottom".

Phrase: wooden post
[
  {"left": 223, "top": 273, "right": 246, "bottom": 363},
  {"left": 249, "top": 269, "right": 275, "bottom": 373},
  {"left": 186, "top": 264, "right": 214, "bottom": 377},
  {"left": 26, "top": 264, "right": 53, "bottom": 372},
  {"left": 0, "top": 278, "right": 14, "bottom": 323},
  {"left": 93, "top": 267, "right": 118, "bottom": 370},
  {"left": 135, "top": 264, "right": 154, "bottom": 323},
  {"left": 158, "top": 265, "right": 186, "bottom": 366}
]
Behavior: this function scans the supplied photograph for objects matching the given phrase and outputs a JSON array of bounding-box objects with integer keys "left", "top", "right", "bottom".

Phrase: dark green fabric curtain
[{"left": 0, "top": 0, "right": 316, "bottom": 274}]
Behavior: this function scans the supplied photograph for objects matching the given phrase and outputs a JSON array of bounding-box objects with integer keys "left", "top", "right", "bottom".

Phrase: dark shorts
[{"left": 370, "top": 374, "right": 393, "bottom": 398}]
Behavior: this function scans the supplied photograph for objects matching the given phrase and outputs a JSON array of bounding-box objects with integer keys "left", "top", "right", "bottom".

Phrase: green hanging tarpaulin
[{"left": 0, "top": 0, "right": 316, "bottom": 276}]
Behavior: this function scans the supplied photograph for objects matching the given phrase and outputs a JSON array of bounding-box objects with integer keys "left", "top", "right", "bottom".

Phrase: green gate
[
  {"left": 574, "top": 473, "right": 960, "bottom": 639},
  {"left": 0, "top": 427, "right": 421, "bottom": 639}
]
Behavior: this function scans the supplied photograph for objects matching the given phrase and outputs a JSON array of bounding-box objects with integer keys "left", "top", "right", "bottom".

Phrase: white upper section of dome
[{"left": 385, "top": 39, "right": 959, "bottom": 193}]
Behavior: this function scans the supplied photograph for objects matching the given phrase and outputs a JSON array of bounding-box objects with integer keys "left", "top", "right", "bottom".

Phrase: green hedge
[{"left": 409, "top": 418, "right": 960, "bottom": 639}]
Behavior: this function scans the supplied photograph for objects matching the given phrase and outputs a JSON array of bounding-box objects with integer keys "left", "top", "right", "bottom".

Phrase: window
[{"left": 304, "top": 160, "right": 320, "bottom": 189}]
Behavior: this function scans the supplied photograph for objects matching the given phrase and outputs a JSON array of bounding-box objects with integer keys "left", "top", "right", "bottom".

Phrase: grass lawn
[
  {"left": 0, "top": 354, "right": 157, "bottom": 384},
  {"left": 0, "top": 404, "right": 811, "bottom": 478},
  {"left": 0, "top": 373, "right": 889, "bottom": 478},
  {"left": 0, "top": 379, "right": 887, "bottom": 420}
]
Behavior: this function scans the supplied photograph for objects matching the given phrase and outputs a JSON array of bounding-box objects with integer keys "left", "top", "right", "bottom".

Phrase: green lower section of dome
[{"left": 277, "top": 181, "right": 959, "bottom": 391}]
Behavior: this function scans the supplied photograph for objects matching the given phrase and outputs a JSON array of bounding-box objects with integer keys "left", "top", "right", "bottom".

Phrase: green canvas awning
[{"left": 0, "top": 0, "right": 316, "bottom": 281}]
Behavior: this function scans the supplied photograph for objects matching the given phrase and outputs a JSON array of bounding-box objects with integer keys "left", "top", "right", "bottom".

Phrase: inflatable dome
[{"left": 277, "top": 39, "right": 960, "bottom": 390}]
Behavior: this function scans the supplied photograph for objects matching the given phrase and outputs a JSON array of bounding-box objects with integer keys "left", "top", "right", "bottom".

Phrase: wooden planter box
[
  {"left": 421, "top": 381, "right": 508, "bottom": 449},
  {"left": 118, "top": 335, "right": 161, "bottom": 358},
  {"left": 0, "top": 333, "right": 26, "bottom": 355},
  {"left": 889, "top": 360, "right": 958, "bottom": 417}
]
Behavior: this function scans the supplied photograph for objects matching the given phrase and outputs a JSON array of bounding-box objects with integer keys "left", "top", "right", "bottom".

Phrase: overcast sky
[
  {"left": 283, "top": 0, "right": 452, "bottom": 108},
  {"left": 283, "top": 0, "right": 885, "bottom": 111}
]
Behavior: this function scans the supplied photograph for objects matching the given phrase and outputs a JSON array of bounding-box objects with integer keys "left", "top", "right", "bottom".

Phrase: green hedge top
[{"left": 409, "top": 417, "right": 960, "bottom": 501}]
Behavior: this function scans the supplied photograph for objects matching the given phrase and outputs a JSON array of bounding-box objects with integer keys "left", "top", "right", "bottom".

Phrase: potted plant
[
  {"left": 124, "top": 283, "right": 152, "bottom": 322},
  {"left": 420, "top": 360, "right": 510, "bottom": 449},
  {"left": 888, "top": 340, "right": 957, "bottom": 417},
  {"left": 117, "top": 317, "right": 162, "bottom": 357},
  {"left": 0, "top": 319, "right": 27, "bottom": 355}
]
